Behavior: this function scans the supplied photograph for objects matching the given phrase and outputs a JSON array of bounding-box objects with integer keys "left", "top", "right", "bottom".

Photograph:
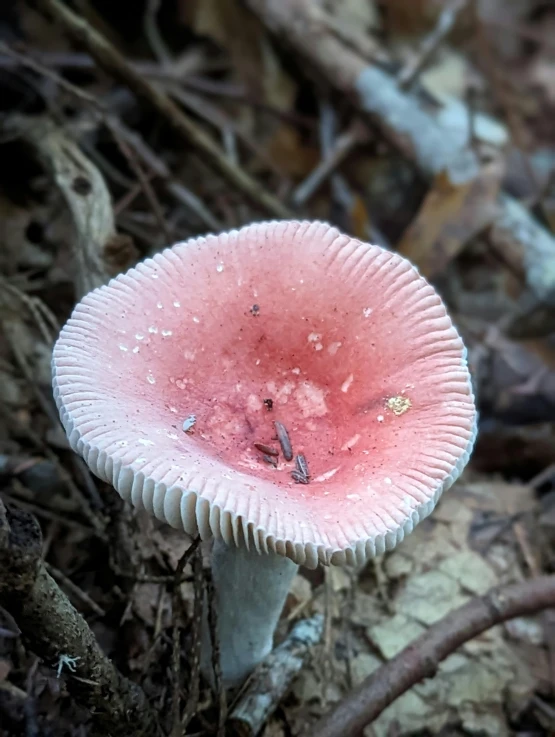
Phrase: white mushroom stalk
[
  {"left": 205, "top": 540, "right": 298, "bottom": 686},
  {"left": 52, "top": 220, "right": 477, "bottom": 687}
]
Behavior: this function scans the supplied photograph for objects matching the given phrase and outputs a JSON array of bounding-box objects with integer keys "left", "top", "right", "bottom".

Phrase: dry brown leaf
[
  {"left": 383, "top": 0, "right": 442, "bottom": 36},
  {"left": 350, "top": 194, "right": 371, "bottom": 241},
  {"left": 265, "top": 125, "right": 320, "bottom": 179},
  {"left": 397, "top": 159, "right": 504, "bottom": 278}
]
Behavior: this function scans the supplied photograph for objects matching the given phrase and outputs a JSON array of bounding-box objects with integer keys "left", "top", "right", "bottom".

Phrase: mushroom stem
[{"left": 203, "top": 538, "right": 298, "bottom": 688}]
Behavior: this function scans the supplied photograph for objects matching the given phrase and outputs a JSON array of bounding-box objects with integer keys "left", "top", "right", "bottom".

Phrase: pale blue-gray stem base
[{"left": 202, "top": 538, "right": 298, "bottom": 688}]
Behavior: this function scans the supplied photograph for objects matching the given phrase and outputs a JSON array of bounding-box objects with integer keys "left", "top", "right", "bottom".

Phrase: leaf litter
[{"left": 2, "top": 0, "right": 555, "bottom": 735}]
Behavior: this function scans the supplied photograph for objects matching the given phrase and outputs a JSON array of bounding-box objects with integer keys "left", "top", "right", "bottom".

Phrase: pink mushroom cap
[{"left": 52, "top": 221, "right": 477, "bottom": 568}]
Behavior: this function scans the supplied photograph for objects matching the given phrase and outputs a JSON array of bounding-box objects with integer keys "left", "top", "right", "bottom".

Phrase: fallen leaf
[{"left": 397, "top": 159, "right": 504, "bottom": 278}]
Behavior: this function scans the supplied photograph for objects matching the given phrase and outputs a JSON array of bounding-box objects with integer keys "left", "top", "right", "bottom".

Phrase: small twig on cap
[
  {"left": 274, "top": 421, "right": 293, "bottom": 461},
  {"left": 295, "top": 454, "right": 310, "bottom": 480},
  {"left": 292, "top": 453, "right": 310, "bottom": 484},
  {"left": 254, "top": 443, "right": 279, "bottom": 457},
  {"left": 309, "top": 575, "right": 555, "bottom": 737}
]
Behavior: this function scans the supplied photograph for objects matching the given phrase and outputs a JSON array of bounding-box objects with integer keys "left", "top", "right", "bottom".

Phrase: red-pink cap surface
[{"left": 52, "top": 221, "right": 476, "bottom": 568}]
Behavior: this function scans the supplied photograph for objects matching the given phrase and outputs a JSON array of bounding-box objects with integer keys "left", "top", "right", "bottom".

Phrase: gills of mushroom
[{"left": 52, "top": 221, "right": 477, "bottom": 687}]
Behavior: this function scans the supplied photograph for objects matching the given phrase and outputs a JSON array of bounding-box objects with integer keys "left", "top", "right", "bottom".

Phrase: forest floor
[{"left": 2, "top": 1, "right": 555, "bottom": 736}]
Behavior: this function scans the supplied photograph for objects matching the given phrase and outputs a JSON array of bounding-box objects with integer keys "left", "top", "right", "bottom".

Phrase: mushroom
[{"left": 52, "top": 221, "right": 477, "bottom": 687}]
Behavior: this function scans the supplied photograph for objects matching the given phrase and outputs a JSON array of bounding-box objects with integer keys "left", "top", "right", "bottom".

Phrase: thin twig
[
  {"left": 40, "top": 0, "right": 292, "bottom": 219},
  {"left": 45, "top": 562, "right": 106, "bottom": 617},
  {"left": 0, "top": 276, "right": 59, "bottom": 345},
  {"left": 291, "top": 120, "right": 367, "bottom": 208},
  {"left": 143, "top": 0, "right": 171, "bottom": 66},
  {"left": 205, "top": 567, "right": 227, "bottom": 736},
  {"left": 398, "top": 0, "right": 467, "bottom": 89},
  {"left": 181, "top": 547, "right": 204, "bottom": 732},
  {"left": 229, "top": 614, "right": 324, "bottom": 737},
  {"left": 105, "top": 116, "right": 222, "bottom": 231},
  {"left": 104, "top": 116, "right": 171, "bottom": 242},
  {"left": 309, "top": 575, "right": 555, "bottom": 737}
]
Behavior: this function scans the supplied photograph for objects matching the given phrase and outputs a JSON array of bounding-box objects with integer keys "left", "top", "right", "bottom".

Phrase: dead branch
[
  {"left": 9, "top": 115, "right": 134, "bottom": 298},
  {"left": 244, "top": 0, "right": 555, "bottom": 304},
  {"left": 229, "top": 614, "right": 324, "bottom": 737},
  {"left": 0, "top": 498, "right": 158, "bottom": 737},
  {"left": 40, "top": 0, "right": 292, "bottom": 220},
  {"left": 308, "top": 575, "right": 555, "bottom": 737}
]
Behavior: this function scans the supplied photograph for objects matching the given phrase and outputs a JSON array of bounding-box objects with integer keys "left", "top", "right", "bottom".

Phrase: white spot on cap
[
  {"left": 341, "top": 374, "right": 354, "bottom": 393},
  {"left": 308, "top": 332, "right": 322, "bottom": 343},
  {"left": 148, "top": 326, "right": 158, "bottom": 334},
  {"left": 170, "top": 406, "right": 178, "bottom": 413},
  {"left": 173, "top": 301, "right": 181, "bottom": 307},
  {"left": 216, "top": 263, "right": 224, "bottom": 272},
  {"left": 291, "top": 367, "right": 301, "bottom": 375},
  {"left": 151, "top": 273, "right": 159, "bottom": 279},
  {"left": 314, "top": 468, "right": 339, "bottom": 482},
  {"left": 135, "top": 333, "right": 145, "bottom": 341},
  {"left": 384, "top": 477, "right": 392, "bottom": 485},
  {"left": 147, "top": 374, "right": 156, "bottom": 384},
  {"left": 193, "top": 316, "right": 200, "bottom": 323},
  {"left": 363, "top": 307, "right": 372, "bottom": 318},
  {"left": 276, "top": 381, "right": 295, "bottom": 404},
  {"left": 377, "top": 414, "right": 384, "bottom": 422},
  {"left": 342, "top": 434, "right": 360, "bottom": 451},
  {"left": 315, "top": 343, "right": 323, "bottom": 351},
  {"left": 157, "top": 302, "right": 163, "bottom": 309},
  {"left": 119, "top": 345, "right": 128, "bottom": 352},
  {"left": 296, "top": 381, "right": 328, "bottom": 418},
  {"left": 328, "top": 341, "right": 342, "bottom": 356},
  {"left": 255, "top": 359, "right": 261, "bottom": 366},
  {"left": 346, "top": 494, "right": 361, "bottom": 501},
  {"left": 161, "top": 330, "right": 173, "bottom": 337},
  {"left": 132, "top": 346, "right": 140, "bottom": 354},
  {"left": 247, "top": 394, "right": 263, "bottom": 412},
  {"left": 184, "top": 350, "right": 196, "bottom": 361},
  {"left": 167, "top": 432, "right": 178, "bottom": 440},
  {"left": 138, "top": 439, "right": 155, "bottom": 446}
]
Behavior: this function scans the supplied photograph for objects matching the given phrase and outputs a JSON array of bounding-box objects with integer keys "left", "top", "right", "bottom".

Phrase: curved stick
[{"left": 310, "top": 575, "right": 555, "bottom": 737}]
